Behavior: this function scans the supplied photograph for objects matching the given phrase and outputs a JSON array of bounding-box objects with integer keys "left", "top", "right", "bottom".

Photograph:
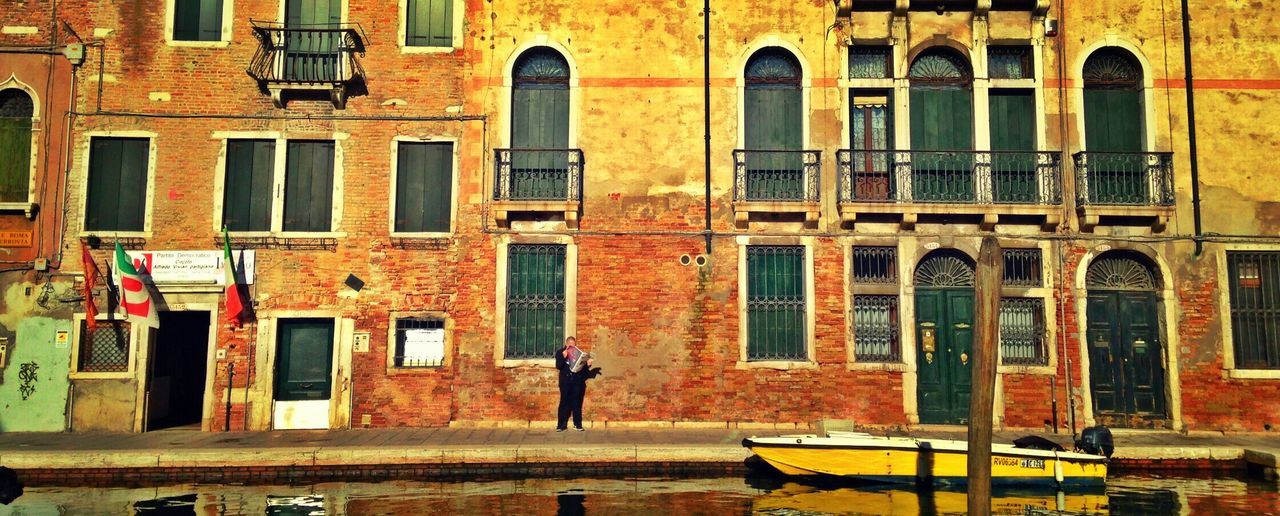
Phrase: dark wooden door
[
  {"left": 275, "top": 318, "right": 335, "bottom": 401},
  {"left": 1087, "top": 291, "right": 1167, "bottom": 426},
  {"left": 916, "top": 288, "right": 975, "bottom": 424}
]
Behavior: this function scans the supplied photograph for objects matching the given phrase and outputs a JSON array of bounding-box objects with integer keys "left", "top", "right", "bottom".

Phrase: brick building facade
[{"left": 2, "top": 0, "right": 1279, "bottom": 433}]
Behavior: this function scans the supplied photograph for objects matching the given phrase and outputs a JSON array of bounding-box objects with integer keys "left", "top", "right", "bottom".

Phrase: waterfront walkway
[{"left": 1, "top": 426, "right": 1277, "bottom": 485}]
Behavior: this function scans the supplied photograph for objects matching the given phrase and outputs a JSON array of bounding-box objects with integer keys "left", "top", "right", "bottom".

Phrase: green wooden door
[
  {"left": 0, "top": 117, "right": 31, "bottom": 203},
  {"left": 744, "top": 50, "right": 803, "bottom": 201},
  {"left": 284, "top": 0, "right": 342, "bottom": 81},
  {"left": 275, "top": 318, "right": 334, "bottom": 401},
  {"left": 915, "top": 288, "right": 975, "bottom": 424},
  {"left": 1087, "top": 291, "right": 1166, "bottom": 426},
  {"left": 989, "top": 90, "right": 1037, "bottom": 203},
  {"left": 1084, "top": 88, "right": 1145, "bottom": 203},
  {"left": 510, "top": 51, "right": 570, "bottom": 200},
  {"left": 910, "top": 86, "right": 974, "bottom": 201}
]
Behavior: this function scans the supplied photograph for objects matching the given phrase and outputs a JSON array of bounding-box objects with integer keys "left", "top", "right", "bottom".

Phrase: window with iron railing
[
  {"left": 78, "top": 320, "right": 131, "bottom": 373},
  {"left": 849, "top": 46, "right": 892, "bottom": 79},
  {"left": 505, "top": 244, "right": 566, "bottom": 360},
  {"left": 1227, "top": 252, "right": 1280, "bottom": 370},
  {"left": 1002, "top": 248, "right": 1043, "bottom": 287},
  {"left": 851, "top": 246, "right": 900, "bottom": 363},
  {"left": 393, "top": 317, "right": 445, "bottom": 368},
  {"left": 747, "top": 245, "right": 807, "bottom": 361},
  {"left": 1000, "top": 298, "right": 1047, "bottom": 366}
]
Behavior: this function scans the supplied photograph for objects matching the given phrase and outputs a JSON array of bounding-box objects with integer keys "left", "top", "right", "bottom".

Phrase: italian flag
[
  {"left": 223, "top": 228, "right": 246, "bottom": 327},
  {"left": 113, "top": 242, "right": 160, "bottom": 328}
]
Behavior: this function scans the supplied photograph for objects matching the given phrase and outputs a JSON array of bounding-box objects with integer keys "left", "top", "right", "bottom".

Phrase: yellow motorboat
[{"left": 742, "top": 431, "right": 1108, "bottom": 488}]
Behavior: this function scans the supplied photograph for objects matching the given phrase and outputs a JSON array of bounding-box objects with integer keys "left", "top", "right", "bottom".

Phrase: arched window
[
  {"left": 909, "top": 47, "right": 974, "bottom": 201},
  {"left": 0, "top": 88, "right": 34, "bottom": 203},
  {"left": 1085, "top": 251, "right": 1159, "bottom": 291},
  {"left": 509, "top": 47, "right": 570, "bottom": 199},
  {"left": 744, "top": 48, "right": 802, "bottom": 151},
  {"left": 914, "top": 250, "right": 976, "bottom": 288},
  {"left": 1083, "top": 48, "right": 1144, "bottom": 154}
]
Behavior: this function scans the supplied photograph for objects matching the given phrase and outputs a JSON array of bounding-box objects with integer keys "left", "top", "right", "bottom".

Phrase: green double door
[
  {"left": 284, "top": 0, "right": 342, "bottom": 82},
  {"left": 1087, "top": 291, "right": 1167, "bottom": 426},
  {"left": 915, "top": 288, "right": 975, "bottom": 425},
  {"left": 275, "top": 318, "right": 334, "bottom": 402}
]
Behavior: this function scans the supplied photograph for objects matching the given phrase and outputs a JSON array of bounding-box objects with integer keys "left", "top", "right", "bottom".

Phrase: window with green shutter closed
[
  {"left": 909, "top": 48, "right": 974, "bottom": 201},
  {"left": 1083, "top": 48, "right": 1146, "bottom": 204},
  {"left": 395, "top": 141, "right": 453, "bottom": 233},
  {"left": 505, "top": 244, "right": 566, "bottom": 360},
  {"left": 0, "top": 89, "right": 34, "bottom": 203},
  {"left": 173, "top": 0, "right": 224, "bottom": 42},
  {"left": 746, "top": 245, "right": 807, "bottom": 361},
  {"left": 510, "top": 48, "right": 571, "bottom": 199},
  {"left": 284, "top": 0, "right": 343, "bottom": 81},
  {"left": 283, "top": 140, "right": 335, "bottom": 232},
  {"left": 406, "top": 0, "right": 453, "bottom": 47},
  {"left": 222, "top": 139, "right": 275, "bottom": 232},
  {"left": 989, "top": 89, "right": 1037, "bottom": 202},
  {"left": 85, "top": 137, "right": 149, "bottom": 232},
  {"left": 744, "top": 48, "right": 804, "bottom": 200}
]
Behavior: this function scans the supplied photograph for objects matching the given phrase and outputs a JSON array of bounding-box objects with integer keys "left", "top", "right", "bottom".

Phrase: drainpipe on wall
[
  {"left": 703, "top": 0, "right": 713, "bottom": 255},
  {"left": 1181, "top": 0, "right": 1203, "bottom": 257}
]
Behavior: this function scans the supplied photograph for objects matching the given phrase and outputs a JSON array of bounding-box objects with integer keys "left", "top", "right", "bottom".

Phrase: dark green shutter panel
[
  {"left": 283, "top": 141, "right": 335, "bottom": 232},
  {"left": 285, "top": 0, "right": 342, "bottom": 80},
  {"left": 0, "top": 118, "right": 31, "bottom": 202},
  {"left": 745, "top": 88, "right": 801, "bottom": 151},
  {"left": 199, "top": 0, "right": 223, "bottom": 42},
  {"left": 989, "top": 90, "right": 1036, "bottom": 202},
  {"left": 910, "top": 87, "right": 974, "bottom": 201},
  {"left": 85, "top": 137, "right": 148, "bottom": 232},
  {"left": 223, "top": 139, "right": 274, "bottom": 232},
  {"left": 174, "top": 0, "right": 222, "bottom": 42},
  {"left": 512, "top": 88, "right": 569, "bottom": 149},
  {"left": 1085, "top": 89, "right": 1143, "bottom": 152},
  {"left": 505, "top": 244, "right": 566, "bottom": 359},
  {"left": 407, "top": 0, "right": 453, "bottom": 47},
  {"left": 511, "top": 50, "right": 570, "bottom": 200},
  {"left": 395, "top": 142, "right": 452, "bottom": 233},
  {"left": 275, "top": 318, "right": 334, "bottom": 401}
]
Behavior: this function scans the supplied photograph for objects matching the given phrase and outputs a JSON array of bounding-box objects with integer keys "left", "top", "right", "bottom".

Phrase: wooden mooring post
[{"left": 968, "top": 237, "right": 1002, "bottom": 515}]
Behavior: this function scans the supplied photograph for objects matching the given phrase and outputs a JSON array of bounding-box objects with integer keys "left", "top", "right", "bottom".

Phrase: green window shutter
[
  {"left": 85, "top": 137, "right": 148, "bottom": 232},
  {"left": 505, "top": 244, "right": 566, "bottom": 359},
  {"left": 222, "top": 139, "right": 275, "bottom": 232},
  {"left": 395, "top": 141, "right": 452, "bottom": 233},
  {"left": 745, "top": 88, "right": 801, "bottom": 151},
  {"left": 199, "top": 0, "right": 224, "bottom": 42},
  {"left": 275, "top": 318, "right": 335, "bottom": 401},
  {"left": 0, "top": 118, "right": 31, "bottom": 202},
  {"left": 173, "top": 0, "right": 222, "bottom": 42},
  {"left": 910, "top": 87, "right": 973, "bottom": 151},
  {"left": 746, "top": 246, "right": 806, "bottom": 361},
  {"left": 1085, "top": 89, "right": 1143, "bottom": 152},
  {"left": 989, "top": 89, "right": 1036, "bottom": 203},
  {"left": 512, "top": 88, "right": 569, "bottom": 149},
  {"left": 283, "top": 140, "right": 335, "bottom": 232},
  {"left": 407, "top": 0, "right": 453, "bottom": 47}
]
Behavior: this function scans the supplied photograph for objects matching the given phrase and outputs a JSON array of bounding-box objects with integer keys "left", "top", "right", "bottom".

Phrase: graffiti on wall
[{"left": 18, "top": 362, "right": 38, "bottom": 400}]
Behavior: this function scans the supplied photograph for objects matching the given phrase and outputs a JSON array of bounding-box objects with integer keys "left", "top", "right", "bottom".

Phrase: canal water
[{"left": 1, "top": 473, "right": 1277, "bottom": 515}]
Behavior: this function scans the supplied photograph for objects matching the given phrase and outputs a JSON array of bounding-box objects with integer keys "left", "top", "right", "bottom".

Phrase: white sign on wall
[
  {"left": 402, "top": 328, "right": 445, "bottom": 365},
  {"left": 122, "top": 250, "right": 256, "bottom": 285}
]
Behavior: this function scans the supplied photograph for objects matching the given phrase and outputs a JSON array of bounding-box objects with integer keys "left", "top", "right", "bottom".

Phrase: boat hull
[{"left": 743, "top": 435, "right": 1107, "bottom": 487}]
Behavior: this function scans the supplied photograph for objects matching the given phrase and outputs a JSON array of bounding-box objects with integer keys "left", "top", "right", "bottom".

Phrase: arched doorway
[
  {"left": 1085, "top": 251, "right": 1168, "bottom": 427},
  {"left": 510, "top": 46, "right": 571, "bottom": 199},
  {"left": 743, "top": 47, "right": 804, "bottom": 200},
  {"left": 909, "top": 47, "right": 973, "bottom": 202},
  {"left": 1082, "top": 48, "right": 1146, "bottom": 204},
  {"left": 915, "top": 250, "right": 975, "bottom": 424}
]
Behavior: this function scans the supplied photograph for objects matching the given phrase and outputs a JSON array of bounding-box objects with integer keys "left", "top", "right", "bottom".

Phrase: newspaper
[{"left": 569, "top": 351, "right": 594, "bottom": 373}]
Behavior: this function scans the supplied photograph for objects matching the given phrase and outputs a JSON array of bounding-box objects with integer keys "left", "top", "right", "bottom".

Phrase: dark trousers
[{"left": 557, "top": 376, "right": 586, "bottom": 429}]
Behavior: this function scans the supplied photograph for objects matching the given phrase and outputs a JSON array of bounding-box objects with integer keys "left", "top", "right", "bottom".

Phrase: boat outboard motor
[{"left": 1075, "top": 425, "right": 1114, "bottom": 458}]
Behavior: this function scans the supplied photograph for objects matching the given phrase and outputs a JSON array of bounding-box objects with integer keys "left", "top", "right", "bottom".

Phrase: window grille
[
  {"left": 394, "top": 318, "right": 445, "bottom": 368},
  {"left": 505, "top": 244, "right": 566, "bottom": 360},
  {"left": 849, "top": 46, "right": 892, "bottom": 79},
  {"left": 988, "top": 46, "right": 1032, "bottom": 80},
  {"left": 746, "top": 246, "right": 807, "bottom": 361},
  {"left": 853, "top": 295, "right": 900, "bottom": 362},
  {"left": 1002, "top": 248, "right": 1042, "bottom": 287},
  {"left": 78, "top": 320, "right": 131, "bottom": 373},
  {"left": 853, "top": 246, "right": 897, "bottom": 284},
  {"left": 1000, "top": 298, "right": 1047, "bottom": 366},
  {"left": 1227, "top": 252, "right": 1280, "bottom": 369}
]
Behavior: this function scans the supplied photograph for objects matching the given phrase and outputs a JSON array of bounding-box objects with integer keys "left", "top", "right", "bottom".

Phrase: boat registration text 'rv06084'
[{"left": 994, "top": 457, "right": 1046, "bottom": 469}]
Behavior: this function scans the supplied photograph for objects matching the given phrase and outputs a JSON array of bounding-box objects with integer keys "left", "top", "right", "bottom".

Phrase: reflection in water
[{"left": 0, "top": 474, "right": 1276, "bottom": 515}]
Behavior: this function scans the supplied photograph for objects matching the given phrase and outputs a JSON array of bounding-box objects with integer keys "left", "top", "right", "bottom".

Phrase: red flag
[
  {"left": 222, "top": 228, "right": 246, "bottom": 327},
  {"left": 81, "top": 243, "right": 99, "bottom": 329}
]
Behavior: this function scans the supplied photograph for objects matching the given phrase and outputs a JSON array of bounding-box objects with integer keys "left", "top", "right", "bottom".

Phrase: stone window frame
[
  {"left": 397, "top": 0, "right": 464, "bottom": 54},
  {"left": 735, "top": 235, "right": 817, "bottom": 371},
  {"left": 163, "top": 0, "right": 236, "bottom": 48},
  {"left": 78, "top": 131, "right": 158, "bottom": 239},
  {"left": 1216, "top": 244, "right": 1280, "bottom": 379},
  {"left": 1072, "top": 37, "right": 1159, "bottom": 154},
  {"left": 994, "top": 238, "right": 1058, "bottom": 376},
  {"left": 843, "top": 237, "right": 910, "bottom": 372},
  {"left": 492, "top": 233, "right": 578, "bottom": 368},
  {"left": 385, "top": 310, "right": 453, "bottom": 373},
  {"left": 69, "top": 314, "right": 140, "bottom": 380},
  {"left": 736, "top": 36, "right": 813, "bottom": 151},
  {"left": 210, "top": 131, "right": 348, "bottom": 239},
  {"left": 0, "top": 76, "right": 40, "bottom": 216},
  {"left": 388, "top": 136, "right": 460, "bottom": 238},
  {"left": 500, "top": 36, "right": 581, "bottom": 150}
]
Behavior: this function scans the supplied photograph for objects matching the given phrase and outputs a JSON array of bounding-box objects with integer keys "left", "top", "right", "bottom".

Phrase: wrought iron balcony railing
[
  {"left": 493, "top": 148, "right": 585, "bottom": 202},
  {"left": 1073, "top": 152, "right": 1174, "bottom": 207},
  {"left": 247, "top": 21, "right": 366, "bottom": 107},
  {"left": 836, "top": 150, "right": 1063, "bottom": 205},
  {"left": 733, "top": 150, "right": 822, "bottom": 203}
]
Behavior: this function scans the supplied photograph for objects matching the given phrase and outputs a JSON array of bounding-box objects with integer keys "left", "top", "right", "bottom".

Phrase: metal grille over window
[
  {"left": 854, "top": 295, "right": 900, "bottom": 362},
  {"left": 394, "top": 318, "right": 445, "bottom": 367},
  {"left": 988, "top": 46, "right": 1032, "bottom": 80},
  {"left": 1002, "top": 248, "right": 1042, "bottom": 287},
  {"left": 853, "top": 246, "right": 897, "bottom": 284},
  {"left": 78, "top": 321, "right": 130, "bottom": 372},
  {"left": 1227, "top": 252, "right": 1280, "bottom": 369},
  {"left": 1000, "top": 298, "right": 1047, "bottom": 366},
  {"left": 747, "top": 246, "right": 807, "bottom": 361},
  {"left": 849, "top": 46, "right": 892, "bottom": 79},
  {"left": 505, "top": 244, "right": 567, "bottom": 360}
]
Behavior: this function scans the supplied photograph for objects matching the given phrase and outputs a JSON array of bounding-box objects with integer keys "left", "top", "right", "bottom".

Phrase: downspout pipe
[
  {"left": 1181, "top": 0, "right": 1203, "bottom": 256},
  {"left": 703, "top": 0, "right": 713, "bottom": 255}
]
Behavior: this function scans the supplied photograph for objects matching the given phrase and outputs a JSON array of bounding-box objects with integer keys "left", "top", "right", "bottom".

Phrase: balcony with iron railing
[
  {"left": 1073, "top": 152, "right": 1175, "bottom": 232},
  {"left": 492, "top": 148, "right": 585, "bottom": 229},
  {"left": 247, "top": 21, "right": 366, "bottom": 109},
  {"left": 732, "top": 149, "right": 822, "bottom": 228},
  {"left": 836, "top": 150, "right": 1063, "bottom": 230}
]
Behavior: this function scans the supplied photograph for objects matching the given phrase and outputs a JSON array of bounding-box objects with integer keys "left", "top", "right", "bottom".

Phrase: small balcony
[
  {"left": 1073, "top": 152, "right": 1175, "bottom": 232},
  {"left": 247, "top": 21, "right": 366, "bottom": 109},
  {"left": 732, "top": 149, "right": 822, "bottom": 228},
  {"left": 836, "top": 150, "right": 1064, "bottom": 230},
  {"left": 493, "top": 148, "right": 584, "bottom": 229}
]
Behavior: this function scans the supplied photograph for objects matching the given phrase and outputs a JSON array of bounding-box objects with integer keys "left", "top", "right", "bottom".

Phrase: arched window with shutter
[
  {"left": 509, "top": 47, "right": 571, "bottom": 200},
  {"left": 0, "top": 88, "right": 34, "bottom": 204}
]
